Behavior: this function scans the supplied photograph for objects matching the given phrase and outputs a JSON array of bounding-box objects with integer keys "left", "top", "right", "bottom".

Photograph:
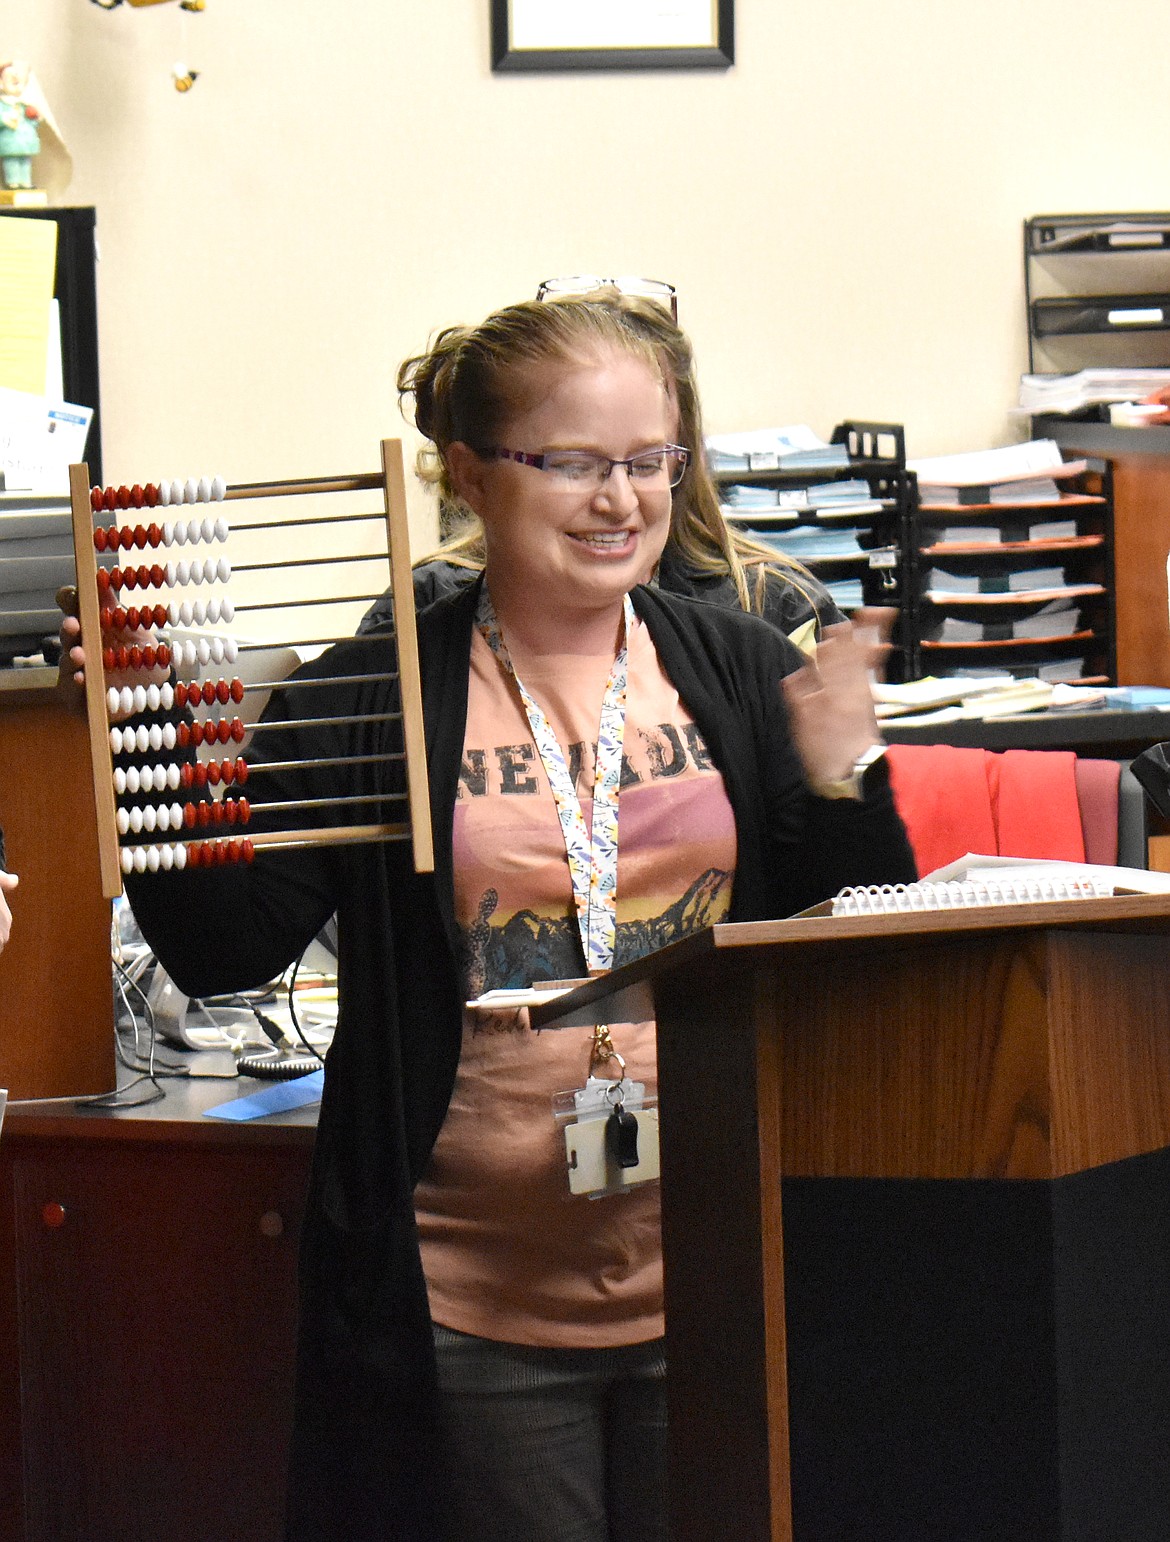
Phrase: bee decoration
[{"left": 172, "top": 65, "right": 199, "bottom": 92}]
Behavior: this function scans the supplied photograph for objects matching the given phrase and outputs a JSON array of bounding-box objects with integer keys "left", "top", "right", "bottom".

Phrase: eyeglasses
[
  {"left": 535, "top": 275, "right": 678, "bottom": 322},
  {"left": 484, "top": 445, "right": 689, "bottom": 489}
]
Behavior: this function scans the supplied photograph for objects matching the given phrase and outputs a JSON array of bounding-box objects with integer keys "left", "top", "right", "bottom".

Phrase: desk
[
  {"left": 0, "top": 1071, "right": 316, "bottom": 1542},
  {"left": 882, "top": 703, "right": 1170, "bottom": 756}
]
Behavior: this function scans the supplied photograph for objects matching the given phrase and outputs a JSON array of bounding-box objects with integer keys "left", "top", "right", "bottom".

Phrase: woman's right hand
[{"left": 57, "top": 585, "right": 169, "bottom": 714}]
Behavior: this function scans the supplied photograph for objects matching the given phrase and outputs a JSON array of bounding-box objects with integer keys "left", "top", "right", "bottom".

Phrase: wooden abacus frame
[{"left": 70, "top": 438, "right": 434, "bottom": 899}]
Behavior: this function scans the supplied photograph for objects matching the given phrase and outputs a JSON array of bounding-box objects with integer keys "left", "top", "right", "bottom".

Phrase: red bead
[
  {"left": 142, "top": 646, "right": 157, "bottom": 669},
  {"left": 153, "top": 604, "right": 168, "bottom": 627},
  {"left": 99, "top": 607, "right": 114, "bottom": 629},
  {"left": 121, "top": 568, "right": 136, "bottom": 591},
  {"left": 207, "top": 761, "right": 221, "bottom": 785},
  {"left": 174, "top": 682, "right": 188, "bottom": 709},
  {"left": 214, "top": 842, "right": 228, "bottom": 866},
  {"left": 227, "top": 839, "right": 241, "bottom": 863},
  {"left": 238, "top": 797, "right": 250, "bottom": 824},
  {"left": 116, "top": 486, "right": 131, "bottom": 510},
  {"left": 103, "top": 486, "right": 117, "bottom": 513},
  {"left": 156, "top": 643, "right": 171, "bottom": 667},
  {"left": 119, "top": 525, "right": 134, "bottom": 550},
  {"left": 41, "top": 1202, "right": 67, "bottom": 1230},
  {"left": 216, "top": 679, "right": 230, "bottom": 705},
  {"left": 116, "top": 646, "right": 130, "bottom": 671},
  {"left": 212, "top": 802, "right": 224, "bottom": 826},
  {"left": 96, "top": 569, "right": 110, "bottom": 594},
  {"left": 125, "top": 606, "right": 140, "bottom": 630},
  {"left": 131, "top": 485, "right": 145, "bottom": 509},
  {"left": 235, "top": 758, "right": 248, "bottom": 784},
  {"left": 90, "top": 486, "right": 103, "bottom": 512},
  {"left": 133, "top": 525, "right": 147, "bottom": 549},
  {"left": 93, "top": 526, "right": 108, "bottom": 552},
  {"left": 201, "top": 681, "right": 217, "bottom": 707},
  {"left": 186, "top": 842, "right": 201, "bottom": 866},
  {"left": 102, "top": 647, "right": 116, "bottom": 672},
  {"left": 145, "top": 484, "right": 159, "bottom": 507},
  {"left": 138, "top": 565, "right": 152, "bottom": 588},
  {"left": 194, "top": 762, "right": 208, "bottom": 787},
  {"left": 242, "top": 839, "right": 255, "bottom": 863},
  {"left": 230, "top": 678, "right": 245, "bottom": 704},
  {"left": 147, "top": 523, "right": 162, "bottom": 546},
  {"left": 177, "top": 723, "right": 191, "bottom": 748},
  {"left": 190, "top": 722, "right": 204, "bottom": 747},
  {"left": 106, "top": 526, "right": 119, "bottom": 550},
  {"left": 230, "top": 718, "right": 245, "bottom": 743},
  {"left": 184, "top": 804, "right": 197, "bottom": 829},
  {"left": 221, "top": 759, "right": 235, "bottom": 785},
  {"left": 197, "top": 803, "right": 211, "bottom": 828},
  {"left": 128, "top": 646, "right": 142, "bottom": 669},
  {"left": 180, "top": 764, "right": 194, "bottom": 789},
  {"left": 113, "top": 607, "right": 128, "bottom": 629},
  {"left": 150, "top": 564, "right": 165, "bottom": 588}
]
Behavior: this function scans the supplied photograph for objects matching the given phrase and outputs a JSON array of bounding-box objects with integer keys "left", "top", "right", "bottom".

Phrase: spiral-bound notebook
[{"left": 801, "top": 853, "right": 1170, "bottom": 918}]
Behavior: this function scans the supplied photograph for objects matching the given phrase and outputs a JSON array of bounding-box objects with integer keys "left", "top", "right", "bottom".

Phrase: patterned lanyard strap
[{"left": 476, "top": 586, "right": 634, "bottom": 976}]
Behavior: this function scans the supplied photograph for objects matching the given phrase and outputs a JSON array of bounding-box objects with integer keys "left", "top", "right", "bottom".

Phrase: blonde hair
[{"left": 399, "top": 291, "right": 824, "bottom": 618}]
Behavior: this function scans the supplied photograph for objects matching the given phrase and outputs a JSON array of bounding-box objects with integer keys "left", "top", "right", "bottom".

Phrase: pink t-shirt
[{"left": 414, "top": 616, "right": 736, "bottom": 1347}]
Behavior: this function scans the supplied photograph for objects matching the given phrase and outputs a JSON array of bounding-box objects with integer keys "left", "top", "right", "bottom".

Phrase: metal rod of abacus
[
  {"left": 229, "top": 593, "right": 386, "bottom": 612},
  {"left": 235, "top": 671, "right": 400, "bottom": 694},
  {"left": 249, "top": 793, "right": 408, "bottom": 814},
  {"left": 245, "top": 753, "right": 406, "bottom": 773},
  {"left": 225, "top": 474, "right": 385, "bottom": 500},
  {"left": 227, "top": 510, "right": 388, "bottom": 532},
  {"left": 230, "top": 552, "right": 391, "bottom": 575},
  {"left": 244, "top": 711, "right": 403, "bottom": 733},
  {"left": 234, "top": 634, "right": 394, "bottom": 651}
]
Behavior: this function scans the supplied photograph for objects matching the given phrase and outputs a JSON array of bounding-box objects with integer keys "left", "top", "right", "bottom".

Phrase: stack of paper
[
  {"left": 909, "top": 440, "right": 1085, "bottom": 505},
  {"left": 924, "top": 565, "right": 1067, "bottom": 596},
  {"left": 0, "top": 491, "right": 74, "bottom": 661},
  {"left": 706, "top": 425, "right": 851, "bottom": 474},
  {"left": 1017, "top": 368, "right": 1170, "bottom": 416}
]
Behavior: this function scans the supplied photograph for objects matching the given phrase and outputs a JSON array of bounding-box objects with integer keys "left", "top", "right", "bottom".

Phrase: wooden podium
[{"left": 533, "top": 895, "right": 1170, "bottom": 1542}]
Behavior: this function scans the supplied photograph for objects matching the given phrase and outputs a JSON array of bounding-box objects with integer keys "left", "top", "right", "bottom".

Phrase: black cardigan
[{"left": 126, "top": 580, "right": 914, "bottom": 1541}]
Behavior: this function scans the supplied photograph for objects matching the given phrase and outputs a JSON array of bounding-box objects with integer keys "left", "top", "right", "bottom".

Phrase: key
[{"left": 605, "top": 1104, "right": 640, "bottom": 1169}]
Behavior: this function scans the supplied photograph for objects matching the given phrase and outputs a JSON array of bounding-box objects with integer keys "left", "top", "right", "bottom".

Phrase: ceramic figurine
[{"left": 0, "top": 61, "right": 40, "bottom": 191}]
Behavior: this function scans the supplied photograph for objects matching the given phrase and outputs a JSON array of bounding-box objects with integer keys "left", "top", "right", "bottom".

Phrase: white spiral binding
[{"left": 831, "top": 875, "right": 1113, "bottom": 916}]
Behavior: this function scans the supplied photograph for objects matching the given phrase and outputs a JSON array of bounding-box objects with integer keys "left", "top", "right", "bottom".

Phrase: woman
[
  {"left": 61, "top": 297, "right": 914, "bottom": 1541},
  {"left": 359, "top": 289, "right": 845, "bottom": 651},
  {"left": 0, "top": 830, "right": 15, "bottom": 953}
]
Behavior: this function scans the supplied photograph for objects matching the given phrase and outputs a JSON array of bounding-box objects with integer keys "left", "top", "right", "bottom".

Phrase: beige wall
[{"left": 5, "top": 0, "right": 1170, "bottom": 549}]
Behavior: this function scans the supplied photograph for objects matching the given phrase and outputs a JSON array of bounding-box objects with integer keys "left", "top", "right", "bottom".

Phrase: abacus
[{"left": 69, "top": 438, "right": 433, "bottom": 900}]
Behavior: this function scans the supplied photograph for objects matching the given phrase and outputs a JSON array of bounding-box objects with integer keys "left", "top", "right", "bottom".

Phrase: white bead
[
  {"left": 168, "top": 602, "right": 181, "bottom": 626},
  {"left": 157, "top": 805, "right": 170, "bottom": 832},
  {"left": 146, "top": 846, "right": 161, "bottom": 872},
  {"left": 192, "top": 600, "right": 207, "bottom": 626},
  {"left": 161, "top": 684, "right": 175, "bottom": 712},
  {"left": 224, "top": 637, "right": 238, "bottom": 663},
  {"left": 220, "top": 598, "right": 235, "bottom": 623},
  {"left": 125, "top": 766, "right": 141, "bottom": 794},
  {"left": 187, "top": 518, "right": 202, "bottom": 545},
  {"left": 140, "top": 767, "right": 155, "bottom": 793},
  {"left": 133, "top": 847, "right": 147, "bottom": 873},
  {"left": 211, "top": 476, "right": 226, "bottom": 501},
  {"left": 173, "top": 519, "right": 187, "bottom": 546},
  {"left": 198, "top": 478, "right": 212, "bottom": 505},
  {"left": 165, "top": 561, "right": 177, "bottom": 586},
  {"left": 143, "top": 806, "right": 157, "bottom": 832},
  {"left": 174, "top": 843, "right": 187, "bottom": 871},
  {"left": 107, "top": 686, "right": 121, "bottom": 716},
  {"left": 135, "top": 725, "right": 150, "bottom": 753},
  {"left": 162, "top": 521, "right": 175, "bottom": 544},
  {"left": 179, "top": 601, "right": 193, "bottom": 626},
  {"left": 116, "top": 808, "right": 130, "bottom": 835},
  {"left": 162, "top": 723, "right": 177, "bottom": 750},
  {"left": 205, "top": 600, "right": 220, "bottom": 623},
  {"left": 197, "top": 638, "right": 211, "bottom": 666},
  {"left": 184, "top": 479, "right": 198, "bottom": 505},
  {"left": 205, "top": 558, "right": 219, "bottom": 583},
  {"left": 214, "top": 515, "right": 229, "bottom": 540},
  {"left": 171, "top": 802, "right": 184, "bottom": 828},
  {"left": 167, "top": 763, "right": 180, "bottom": 791},
  {"left": 217, "top": 557, "right": 232, "bottom": 583},
  {"left": 176, "top": 560, "right": 190, "bottom": 586},
  {"left": 119, "top": 686, "right": 135, "bottom": 716},
  {"left": 113, "top": 768, "right": 127, "bottom": 795},
  {"left": 110, "top": 727, "right": 125, "bottom": 753},
  {"left": 201, "top": 515, "right": 215, "bottom": 541},
  {"left": 133, "top": 685, "right": 148, "bottom": 714},
  {"left": 129, "top": 807, "right": 143, "bottom": 833},
  {"left": 159, "top": 481, "right": 172, "bottom": 507},
  {"left": 121, "top": 847, "right": 134, "bottom": 873},
  {"left": 148, "top": 724, "right": 163, "bottom": 752},
  {"left": 146, "top": 683, "right": 161, "bottom": 712},
  {"left": 209, "top": 636, "right": 224, "bottom": 664}
]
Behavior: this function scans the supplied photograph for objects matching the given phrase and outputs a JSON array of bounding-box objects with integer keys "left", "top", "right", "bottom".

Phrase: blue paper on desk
[{"left": 204, "top": 1070, "right": 323, "bottom": 1121}]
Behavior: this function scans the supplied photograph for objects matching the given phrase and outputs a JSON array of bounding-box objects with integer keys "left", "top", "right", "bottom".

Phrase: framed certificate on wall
[{"left": 491, "top": 0, "right": 734, "bottom": 72}]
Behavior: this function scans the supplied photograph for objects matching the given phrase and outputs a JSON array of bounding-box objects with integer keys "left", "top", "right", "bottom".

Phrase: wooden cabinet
[{"left": 0, "top": 1082, "right": 315, "bottom": 1542}]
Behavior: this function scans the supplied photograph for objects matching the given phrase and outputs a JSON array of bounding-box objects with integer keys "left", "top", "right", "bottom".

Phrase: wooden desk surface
[{"left": 882, "top": 703, "right": 1170, "bottom": 755}]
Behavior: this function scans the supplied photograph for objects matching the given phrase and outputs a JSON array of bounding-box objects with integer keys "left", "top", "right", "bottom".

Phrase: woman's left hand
[{"left": 781, "top": 620, "right": 882, "bottom": 789}]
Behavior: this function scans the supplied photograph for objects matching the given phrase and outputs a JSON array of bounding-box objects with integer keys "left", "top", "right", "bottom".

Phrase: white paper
[
  {"left": 509, "top": 0, "right": 716, "bottom": 50},
  {"left": 0, "top": 385, "right": 92, "bottom": 493}
]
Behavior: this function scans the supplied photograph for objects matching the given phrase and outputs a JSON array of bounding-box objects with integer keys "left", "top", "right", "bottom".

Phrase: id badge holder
[{"left": 552, "top": 1026, "right": 660, "bottom": 1200}]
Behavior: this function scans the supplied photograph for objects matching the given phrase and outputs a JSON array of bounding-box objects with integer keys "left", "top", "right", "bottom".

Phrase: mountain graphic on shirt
[{"left": 464, "top": 866, "right": 732, "bottom": 995}]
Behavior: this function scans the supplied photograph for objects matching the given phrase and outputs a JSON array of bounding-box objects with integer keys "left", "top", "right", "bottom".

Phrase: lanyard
[{"left": 476, "top": 586, "right": 633, "bottom": 975}]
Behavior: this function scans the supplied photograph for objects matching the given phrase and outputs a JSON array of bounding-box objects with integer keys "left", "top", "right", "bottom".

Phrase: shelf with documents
[
  {"left": 712, "top": 420, "right": 916, "bottom": 680},
  {"left": 904, "top": 460, "right": 1115, "bottom": 685},
  {"left": 1025, "top": 212, "right": 1170, "bottom": 376}
]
